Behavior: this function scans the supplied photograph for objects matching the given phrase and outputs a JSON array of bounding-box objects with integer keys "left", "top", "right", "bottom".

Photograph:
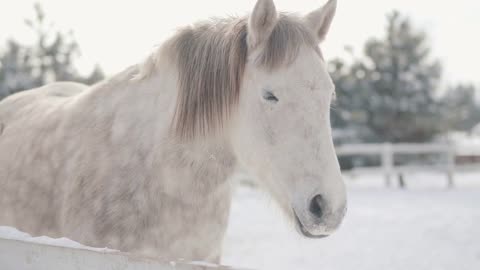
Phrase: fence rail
[
  {"left": 336, "top": 143, "right": 456, "bottom": 188},
  {"left": 0, "top": 238, "right": 239, "bottom": 270}
]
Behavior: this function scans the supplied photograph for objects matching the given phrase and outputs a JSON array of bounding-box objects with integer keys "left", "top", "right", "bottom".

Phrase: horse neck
[
  {"left": 82, "top": 64, "right": 176, "bottom": 115},
  {"left": 76, "top": 63, "right": 173, "bottom": 133},
  {"left": 77, "top": 61, "right": 237, "bottom": 178}
]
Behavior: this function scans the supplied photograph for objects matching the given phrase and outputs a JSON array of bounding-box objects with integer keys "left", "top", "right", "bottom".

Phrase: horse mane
[{"left": 137, "top": 14, "right": 318, "bottom": 140}]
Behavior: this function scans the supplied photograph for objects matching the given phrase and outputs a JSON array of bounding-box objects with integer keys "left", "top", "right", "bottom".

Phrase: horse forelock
[{"left": 137, "top": 14, "right": 319, "bottom": 140}]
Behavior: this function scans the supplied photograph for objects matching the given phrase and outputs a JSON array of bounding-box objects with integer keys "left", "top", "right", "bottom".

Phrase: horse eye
[{"left": 262, "top": 90, "right": 279, "bottom": 103}]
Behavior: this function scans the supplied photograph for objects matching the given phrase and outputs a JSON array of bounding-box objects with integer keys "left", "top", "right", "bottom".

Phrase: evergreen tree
[
  {"left": 0, "top": 4, "right": 104, "bottom": 100},
  {"left": 331, "top": 11, "right": 444, "bottom": 143},
  {"left": 441, "top": 84, "right": 480, "bottom": 132},
  {"left": 0, "top": 40, "right": 37, "bottom": 99}
]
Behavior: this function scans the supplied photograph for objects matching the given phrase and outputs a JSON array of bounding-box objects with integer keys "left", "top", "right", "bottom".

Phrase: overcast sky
[{"left": 0, "top": 0, "right": 479, "bottom": 87}]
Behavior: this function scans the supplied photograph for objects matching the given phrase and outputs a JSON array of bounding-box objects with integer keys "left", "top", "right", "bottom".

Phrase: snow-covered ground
[{"left": 223, "top": 171, "right": 480, "bottom": 270}]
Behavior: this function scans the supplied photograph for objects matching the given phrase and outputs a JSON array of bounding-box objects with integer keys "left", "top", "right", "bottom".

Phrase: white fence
[
  {"left": 0, "top": 238, "right": 241, "bottom": 270},
  {"left": 335, "top": 143, "right": 456, "bottom": 188}
]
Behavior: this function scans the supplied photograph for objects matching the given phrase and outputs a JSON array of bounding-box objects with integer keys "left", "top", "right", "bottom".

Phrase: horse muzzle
[{"left": 293, "top": 194, "right": 347, "bottom": 238}]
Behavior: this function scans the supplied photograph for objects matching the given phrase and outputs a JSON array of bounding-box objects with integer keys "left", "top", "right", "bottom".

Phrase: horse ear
[
  {"left": 248, "top": 0, "right": 278, "bottom": 49},
  {"left": 304, "top": 0, "right": 337, "bottom": 43}
]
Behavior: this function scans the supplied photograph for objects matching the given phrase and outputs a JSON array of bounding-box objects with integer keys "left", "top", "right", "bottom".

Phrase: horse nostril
[{"left": 309, "top": 195, "right": 324, "bottom": 220}]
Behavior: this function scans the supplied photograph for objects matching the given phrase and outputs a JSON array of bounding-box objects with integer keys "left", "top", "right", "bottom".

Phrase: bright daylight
[{"left": 0, "top": 0, "right": 479, "bottom": 270}]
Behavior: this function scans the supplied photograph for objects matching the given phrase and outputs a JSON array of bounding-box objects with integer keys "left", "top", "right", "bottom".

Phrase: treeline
[
  {"left": 1, "top": 6, "right": 478, "bottom": 145},
  {"left": 0, "top": 4, "right": 103, "bottom": 100},
  {"left": 330, "top": 11, "right": 479, "bottom": 144}
]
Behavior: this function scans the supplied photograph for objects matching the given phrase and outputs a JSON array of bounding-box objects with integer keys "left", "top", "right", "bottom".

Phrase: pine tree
[
  {"left": 331, "top": 11, "right": 444, "bottom": 143},
  {"left": 441, "top": 84, "right": 480, "bottom": 132},
  {"left": 0, "top": 4, "right": 104, "bottom": 100},
  {"left": 0, "top": 40, "right": 38, "bottom": 99}
]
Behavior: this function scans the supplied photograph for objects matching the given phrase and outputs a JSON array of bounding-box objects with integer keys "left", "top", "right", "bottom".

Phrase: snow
[
  {"left": 0, "top": 226, "right": 117, "bottom": 253},
  {"left": 473, "top": 124, "right": 480, "bottom": 136},
  {"left": 188, "top": 261, "right": 220, "bottom": 268},
  {"left": 222, "top": 171, "right": 480, "bottom": 270},
  {"left": 446, "top": 131, "right": 480, "bottom": 155}
]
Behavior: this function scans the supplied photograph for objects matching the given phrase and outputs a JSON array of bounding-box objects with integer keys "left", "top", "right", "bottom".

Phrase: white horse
[{"left": 0, "top": 0, "right": 346, "bottom": 263}]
